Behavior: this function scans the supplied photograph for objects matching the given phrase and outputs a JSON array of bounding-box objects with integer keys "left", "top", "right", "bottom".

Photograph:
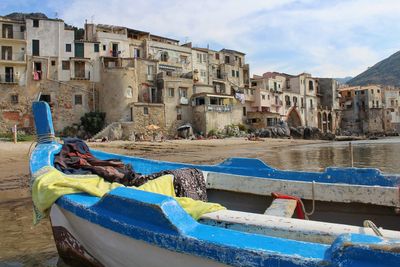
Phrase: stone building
[
  {"left": 317, "top": 78, "right": 341, "bottom": 133},
  {"left": 339, "top": 85, "right": 393, "bottom": 135},
  {"left": 248, "top": 72, "right": 322, "bottom": 131},
  {"left": 0, "top": 16, "right": 28, "bottom": 132},
  {"left": 384, "top": 87, "right": 400, "bottom": 132},
  {"left": 0, "top": 14, "right": 95, "bottom": 132}
]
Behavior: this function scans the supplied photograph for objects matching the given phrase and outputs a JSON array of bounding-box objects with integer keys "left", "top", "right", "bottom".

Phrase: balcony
[
  {"left": 0, "top": 74, "right": 19, "bottom": 84},
  {"left": 0, "top": 31, "right": 25, "bottom": 43},
  {"left": 0, "top": 52, "right": 25, "bottom": 64},
  {"left": 272, "top": 100, "right": 283, "bottom": 106},
  {"left": 207, "top": 105, "right": 232, "bottom": 112},
  {"left": 71, "top": 71, "right": 91, "bottom": 81}
]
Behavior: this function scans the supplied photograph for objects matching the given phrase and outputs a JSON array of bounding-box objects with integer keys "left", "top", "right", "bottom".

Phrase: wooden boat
[{"left": 30, "top": 102, "right": 400, "bottom": 267}]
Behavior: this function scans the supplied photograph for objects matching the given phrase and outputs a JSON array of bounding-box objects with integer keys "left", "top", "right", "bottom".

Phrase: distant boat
[{"left": 30, "top": 101, "right": 400, "bottom": 267}]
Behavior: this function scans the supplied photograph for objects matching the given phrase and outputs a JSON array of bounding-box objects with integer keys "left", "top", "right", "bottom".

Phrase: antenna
[{"left": 54, "top": 12, "right": 58, "bottom": 19}]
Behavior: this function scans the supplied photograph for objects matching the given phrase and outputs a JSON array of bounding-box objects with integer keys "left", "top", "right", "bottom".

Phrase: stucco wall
[{"left": 99, "top": 68, "right": 137, "bottom": 123}]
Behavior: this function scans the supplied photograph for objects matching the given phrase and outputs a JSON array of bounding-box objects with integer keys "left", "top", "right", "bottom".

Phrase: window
[
  {"left": 126, "top": 86, "right": 133, "bottom": 98},
  {"left": 94, "top": 43, "right": 99, "bottom": 52},
  {"left": 250, "top": 89, "right": 254, "bottom": 95},
  {"left": 371, "top": 89, "right": 374, "bottom": 94},
  {"left": 33, "top": 19, "right": 39, "bottom": 27},
  {"left": 11, "top": 94, "right": 18, "bottom": 104},
  {"left": 168, "top": 88, "right": 174, "bottom": 97},
  {"left": 310, "top": 99, "right": 313, "bottom": 108},
  {"left": 51, "top": 60, "right": 55, "bottom": 66},
  {"left": 160, "top": 51, "right": 168, "bottom": 62},
  {"left": 144, "top": 107, "right": 149, "bottom": 115},
  {"left": 62, "top": 61, "right": 70, "bottom": 70},
  {"left": 177, "top": 107, "right": 182, "bottom": 120},
  {"left": 225, "top": 56, "right": 230, "bottom": 64},
  {"left": 39, "top": 94, "right": 51, "bottom": 103},
  {"left": 32, "top": 39, "right": 39, "bottom": 56},
  {"left": 133, "top": 48, "right": 140, "bottom": 58},
  {"left": 232, "top": 70, "right": 235, "bottom": 77},
  {"left": 236, "top": 71, "right": 239, "bottom": 77},
  {"left": 309, "top": 81, "right": 314, "bottom": 90},
  {"left": 74, "top": 95, "right": 83, "bottom": 105},
  {"left": 200, "top": 70, "right": 206, "bottom": 77},
  {"left": 202, "top": 54, "right": 207, "bottom": 62},
  {"left": 215, "top": 53, "right": 219, "bottom": 60},
  {"left": 179, "top": 87, "right": 188, "bottom": 98},
  {"left": 268, "top": 95, "right": 270, "bottom": 100},
  {"left": 102, "top": 44, "right": 106, "bottom": 51},
  {"left": 66, "top": 44, "right": 71, "bottom": 52},
  {"left": 147, "top": 65, "right": 154, "bottom": 75},
  {"left": 196, "top": 53, "right": 202, "bottom": 63},
  {"left": 243, "top": 107, "right": 247, "bottom": 116},
  {"left": 180, "top": 55, "right": 187, "bottom": 64},
  {"left": 377, "top": 89, "right": 380, "bottom": 93},
  {"left": 262, "top": 95, "right": 265, "bottom": 100},
  {"left": 20, "top": 25, "right": 25, "bottom": 32}
]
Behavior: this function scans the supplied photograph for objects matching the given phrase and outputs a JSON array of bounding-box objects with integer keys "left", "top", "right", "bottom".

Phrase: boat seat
[
  {"left": 199, "top": 209, "right": 400, "bottom": 244},
  {"left": 264, "top": 199, "right": 297, "bottom": 218}
]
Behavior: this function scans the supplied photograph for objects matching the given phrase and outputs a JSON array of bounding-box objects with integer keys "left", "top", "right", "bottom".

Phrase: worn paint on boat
[{"left": 30, "top": 102, "right": 400, "bottom": 267}]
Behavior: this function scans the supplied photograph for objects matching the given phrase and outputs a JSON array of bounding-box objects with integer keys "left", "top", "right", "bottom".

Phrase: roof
[{"left": 220, "top": 48, "right": 245, "bottom": 55}]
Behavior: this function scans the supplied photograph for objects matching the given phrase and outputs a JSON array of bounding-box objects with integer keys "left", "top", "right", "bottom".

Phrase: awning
[
  {"left": 159, "top": 64, "right": 180, "bottom": 71},
  {"left": 208, "top": 94, "right": 234, "bottom": 99}
]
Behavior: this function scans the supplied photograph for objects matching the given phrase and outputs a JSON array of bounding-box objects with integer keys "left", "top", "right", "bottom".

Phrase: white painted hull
[{"left": 50, "top": 205, "right": 228, "bottom": 267}]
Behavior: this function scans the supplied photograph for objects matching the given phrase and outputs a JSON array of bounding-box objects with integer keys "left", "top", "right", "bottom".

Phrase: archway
[
  {"left": 317, "top": 112, "right": 322, "bottom": 130},
  {"left": 287, "top": 108, "right": 302, "bottom": 128},
  {"left": 322, "top": 113, "right": 328, "bottom": 133},
  {"left": 328, "top": 113, "right": 333, "bottom": 132}
]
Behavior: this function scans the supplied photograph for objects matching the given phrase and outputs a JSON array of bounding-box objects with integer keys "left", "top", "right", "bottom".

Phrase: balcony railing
[
  {"left": 71, "top": 71, "right": 91, "bottom": 80},
  {"left": 1, "top": 31, "right": 25, "bottom": 40},
  {"left": 207, "top": 105, "right": 232, "bottom": 112},
  {"left": 0, "top": 74, "right": 19, "bottom": 84},
  {"left": 0, "top": 52, "right": 25, "bottom": 62}
]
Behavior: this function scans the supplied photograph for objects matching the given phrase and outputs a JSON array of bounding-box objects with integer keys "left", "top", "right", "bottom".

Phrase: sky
[{"left": 2, "top": 0, "right": 400, "bottom": 78}]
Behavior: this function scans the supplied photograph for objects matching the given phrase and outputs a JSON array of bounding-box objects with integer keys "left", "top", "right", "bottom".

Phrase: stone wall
[
  {"left": 131, "top": 103, "right": 165, "bottom": 136},
  {"left": 0, "top": 84, "right": 33, "bottom": 133},
  {"left": 99, "top": 67, "right": 137, "bottom": 123}
]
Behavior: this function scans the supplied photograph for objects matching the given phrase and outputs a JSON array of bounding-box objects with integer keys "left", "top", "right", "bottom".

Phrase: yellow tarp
[{"left": 32, "top": 167, "right": 225, "bottom": 224}]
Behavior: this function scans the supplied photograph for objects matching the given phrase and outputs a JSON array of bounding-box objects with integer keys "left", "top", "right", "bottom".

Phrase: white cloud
[{"left": 53, "top": 0, "right": 400, "bottom": 77}]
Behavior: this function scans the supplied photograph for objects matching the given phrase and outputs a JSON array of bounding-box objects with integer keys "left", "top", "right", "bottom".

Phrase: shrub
[{"left": 80, "top": 112, "right": 106, "bottom": 136}]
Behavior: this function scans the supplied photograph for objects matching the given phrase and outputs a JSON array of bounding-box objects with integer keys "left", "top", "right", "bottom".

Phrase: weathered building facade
[
  {"left": 339, "top": 85, "right": 394, "bottom": 135},
  {"left": 0, "top": 14, "right": 96, "bottom": 132},
  {"left": 247, "top": 72, "right": 333, "bottom": 132}
]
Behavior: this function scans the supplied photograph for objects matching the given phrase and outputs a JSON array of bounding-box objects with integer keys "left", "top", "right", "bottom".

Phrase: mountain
[
  {"left": 334, "top": 77, "right": 353, "bottom": 84},
  {"left": 4, "top": 12, "right": 48, "bottom": 20},
  {"left": 347, "top": 50, "right": 400, "bottom": 86}
]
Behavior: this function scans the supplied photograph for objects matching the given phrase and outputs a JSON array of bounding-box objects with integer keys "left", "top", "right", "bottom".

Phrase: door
[
  {"left": 112, "top": 43, "right": 118, "bottom": 57},
  {"left": 74, "top": 61, "right": 85, "bottom": 78},
  {"left": 75, "top": 43, "right": 84, "bottom": 58},
  {"left": 32, "top": 40, "right": 39, "bottom": 56},
  {"left": 2, "top": 24, "right": 13, "bottom": 38},
  {"left": 5, "top": 67, "right": 14, "bottom": 83},
  {"left": 1, "top": 46, "right": 12, "bottom": 60}
]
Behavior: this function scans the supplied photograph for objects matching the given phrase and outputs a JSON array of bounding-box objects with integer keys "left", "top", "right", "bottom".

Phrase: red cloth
[{"left": 271, "top": 192, "right": 305, "bottom": 219}]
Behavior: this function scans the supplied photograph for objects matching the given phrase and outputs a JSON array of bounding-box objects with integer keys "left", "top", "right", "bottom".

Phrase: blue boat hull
[{"left": 30, "top": 102, "right": 400, "bottom": 267}]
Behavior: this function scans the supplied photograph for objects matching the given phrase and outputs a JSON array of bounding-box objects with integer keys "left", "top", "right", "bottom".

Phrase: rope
[
  {"left": 363, "top": 220, "right": 383, "bottom": 237},
  {"left": 27, "top": 133, "right": 57, "bottom": 158},
  {"left": 297, "top": 180, "right": 316, "bottom": 220}
]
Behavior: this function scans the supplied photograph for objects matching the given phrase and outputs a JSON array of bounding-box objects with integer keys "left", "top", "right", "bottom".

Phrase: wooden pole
[
  {"left": 349, "top": 142, "right": 354, "bottom": 167},
  {"left": 13, "top": 124, "right": 17, "bottom": 144}
]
